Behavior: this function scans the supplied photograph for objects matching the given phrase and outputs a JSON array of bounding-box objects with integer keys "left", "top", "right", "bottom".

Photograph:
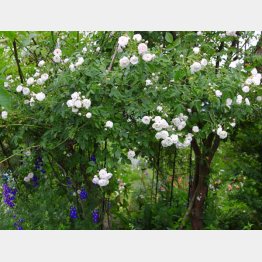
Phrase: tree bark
[
  {"left": 190, "top": 158, "right": 210, "bottom": 229},
  {"left": 187, "top": 135, "right": 219, "bottom": 229}
]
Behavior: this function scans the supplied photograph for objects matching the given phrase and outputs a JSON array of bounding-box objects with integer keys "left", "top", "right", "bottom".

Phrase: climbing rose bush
[{"left": 0, "top": 31, "right": 261, "bottom": 229}]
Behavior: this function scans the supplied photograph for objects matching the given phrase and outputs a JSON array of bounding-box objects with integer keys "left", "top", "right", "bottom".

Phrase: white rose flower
[
  {"left": 53, "top": 55, "right": 61, "bottom": 63},
  {"left": 35, "top": 92, "right": 46, "bottom": 101},
  {"left": 242, "top": 86, "right": 250, "bottom": 93},
  {"left": 86, "top": 112, "right": 92, "bottom": 118},
  {"left": 215, "top": 90, "right": 222, "bottom": 97},
  {"left": 37, "top": 78, "right": 44, "bottom": 85},
  {"left": 133, "top": 34, "right": 142, "bottom": 42},
  {"left": 98, "top": 179, "right": 109, "bottom": 187},
  {"left": 192, "top": 126, "right": 199, "bottom": 133},
  {"left": 252, "top": 74, "right": 261, "bottom": 85},
  {"left": 72, "top": 108, "right": 79, "bottom": 113},
  {"left": 142, "top": 116, "right": 151, "bottom": 125},
  {"left": 177, "top": 121, "right": 186, "bottom": 130},
  {"left": 251, "top": 68, "right": 257, "bottom": 75},
  {"left": 245, "top": 78, "right": 252, "bottom": 85},
  {"left": 190, "top": 62, "right": 202, "bottom": 74},
  {"left": 130, "top": 55, "right": 139, "bottom": 65},
  {"left": 53, "top": 48, "right": 62, "bottom": 56},
  {"left": 156, "top": 106, "right": 163, "bottom": 112},
  {"left": 153, "top": 116, "right": 162, "bottom": 122},
  {"left": 41, "top": 73, "right": 49, "bottom": 81},
  {"left": 170, "top": 134, "right": 178, "bottom": 143},
  {"left": 193, "top": 47, "right": 200, "bottom": 54},
  {"left": 128, "top": 150, "right": 136, "bottom": 160},
  {"left": 82, "top": 99, "right": 91, "bottom": 109},
  {"left": 26, "top": 77, "right": 35, "bottom": 86},
  {"left": 105, "top": 120, "right": 113, "bottom": 128},
  {"left": 256, "top": 96, "right": 262, "bottom": 102},
  {"left": 161, "top": 137, "right": 173, "bottom": 147},
  {"left": 236, "top": 94, "right": 243, "bottom": 104},
  {"left": 142, "top": 53, "right": 153, "bottom": 62},
  {"left": 118, "top": 36, "right": 129, "bottom": 48},
  {"left": 119, "top": 56, "right": 130, "bottom": 68},
  {"left": 38, "top": 60, "right": 45, "bottom": 67},
  {"left": 75, "top": 57, "right": 84, "bottom": 67},
  {"left": 146, "top": 79, "right": 152, "bottom": 86},
  {"left": 1, "top": 111, "right": 8, "bottom": 120},
  {"left": 159, "top": 130, "right": 169, "bottom": 139},
  {"left": 22, "top": 87, "right": 30, "bottom": 96},
  {"left": 69, "top": 64, "right": 75, "bottom": 71},
  {"left": 172, "top": 117, "right": 181, "bottom": 127},
  {"left": 152, "top": 122, "right": 162, "bottom": 131},
  {"left": 24, "top": 176, "right": 30, "bottom": 183},
  {"left": 16, "top": 85, "right": 23, "bottom": 93},
  {"left": 218, "top": 130, "right": 227, "bottom": 139},
  {"left": 245, "top": 98, "right": 250, "bottom": 105},
  {"left": 28, "top": 172, "right": 34, "bottom": 179},
  {"left": 200, "top": 58, "right": 208, "bottom": 67},
  {"left": 74, "top": 100, "right": 82, "bottom": 108},
  {"left": 138, "top": 43, "right": 148, "bottom": 55},
  {"left": 226, "top": 98, "right": 233, "bottom": 108},
  {"left": 92, "top": 175, "right": 99, "bottom": 184},
  {"left": 67, "top": 100, "right": 74, "bottom": 107},
  {"left": 34, "top": 72, "right": 40, "bottom": 78}
]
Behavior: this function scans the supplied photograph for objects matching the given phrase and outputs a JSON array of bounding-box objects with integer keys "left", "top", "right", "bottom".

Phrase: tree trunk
[{"left": 190, "top": 158, "right": 210, "bottom": 230}]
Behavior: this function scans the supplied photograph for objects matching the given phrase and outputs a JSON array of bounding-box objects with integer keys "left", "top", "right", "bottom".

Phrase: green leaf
[
  {"left": 165, "top": 32, "right": 173, "bottom": 43},
  {"left": 0, "top": 87, "right": 11, "bottom": 110}
]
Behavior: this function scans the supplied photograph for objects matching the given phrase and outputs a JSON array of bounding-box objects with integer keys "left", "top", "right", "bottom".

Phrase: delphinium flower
[
  {"left": 14, "top": 218, "right": 24, "bottom": 230},
  {"left": 79, "top": 188, "right": 88, "bottom": 201},
  {"left": 92, "top": 209, "right": 99, "bottom": 224},
  {"left": 90, "top": 154, "right": 96, "bottom": 163},
  {"left": 32, "top": 175, "right": 39, "bottom": 187},
  {"left": 35, "top": 156, "right": 46, "bottom": 174},
  {"left": 2, "top": 183, "right": 17, "bottom": 208},
  {"left": 66, "top": 178, "right": 72, "bottom": 189},
  {"left": 70, "top": 206, "right": 78, "bottom": 219}
]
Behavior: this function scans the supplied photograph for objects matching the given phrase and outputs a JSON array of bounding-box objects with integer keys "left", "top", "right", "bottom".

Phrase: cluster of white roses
[
  {"left": 232, "top": 68, "right": 261, "bottom": 107},
  {"left": 118, "top": 34, "right": 155, "bottom": 68},
  {"left": 216, "top": 125, "right": 228, "bottom": 139},
  {"left": 1, "top": 110, "right": 8, "bottom": 120},
  {"left": 172, "top": 113, "right": 188, "bottom": 131},
  {"left": 142, "top": 113, "right": 193, "bottom": 148},
  {"left": 92, "top": 168, "right": 113, "bottom": 187},
  {"left": 24, "top": 172, "right": 34, "bottom": 183},
  {"left": 16, "top": 74, "right": 47, "bottom": 106},
  {"left": 66, "top": 92, "right": 92, "bottom": 118},
  {"left": 190, "top": 58, "right": 208, "bottom": 74}
]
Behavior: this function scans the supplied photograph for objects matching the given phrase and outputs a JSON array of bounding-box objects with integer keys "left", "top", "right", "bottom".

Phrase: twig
[{"left": 12, "top": 39, "right": 24, "bottom": 83}]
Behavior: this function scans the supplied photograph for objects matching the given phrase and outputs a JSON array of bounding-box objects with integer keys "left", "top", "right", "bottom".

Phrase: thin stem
[
  {"left": 169, "top": 148, "right": 177, "bottom": 207},
  {"left": 155, "top": 141, "right": 161, "bottom": 203},
  {"left": 12, "top": 39, "right": 24, "bottom": 83},
  {"left": 187, "top": 144, "right": 193, "bottom": 207}
]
